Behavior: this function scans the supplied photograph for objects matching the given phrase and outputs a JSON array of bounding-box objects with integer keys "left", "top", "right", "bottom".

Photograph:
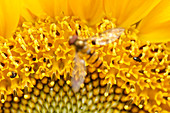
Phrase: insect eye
[{"left": 69, "top": 35, "right": 78, "bottom": 45}]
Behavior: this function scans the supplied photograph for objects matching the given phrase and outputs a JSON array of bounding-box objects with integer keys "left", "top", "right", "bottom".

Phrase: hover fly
[{"left": 69, "top": 28, "right": 125, "bottom": 92}]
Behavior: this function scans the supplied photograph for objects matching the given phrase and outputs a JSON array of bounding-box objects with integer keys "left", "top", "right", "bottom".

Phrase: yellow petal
[
  {"left": 137, "top": 22, "right": 170, "bottom": 42},
  {"left": 21, "top": 0, "right": 45, "bottom": 21},
  {"left": 0, "top": 6, "right": 5, "bottom": 36},
  {"left": 104, "top": 0, "right": 161, "bottom": 27},
  {"left": 68, "top": 0, "right": 104, "bottom": 25},
  {"left": 0, "top": 0, "right": 20, "bottom": 38},
  {"left": 138, "top": 0, "right": 170, "bottom": 42},
  {"left": 22, "top": 0, "right": 72, "bottom": 19},
  {"left": 20, "top": 8, "right": 35, "bottom": 22},
  {"left": 38, "top": 0, "right": 72, "bottom": 17}
]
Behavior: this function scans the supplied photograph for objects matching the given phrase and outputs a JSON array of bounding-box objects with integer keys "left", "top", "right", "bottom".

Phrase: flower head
[{"left": 0, "top": 0, "right": 170, "bottom": 113}]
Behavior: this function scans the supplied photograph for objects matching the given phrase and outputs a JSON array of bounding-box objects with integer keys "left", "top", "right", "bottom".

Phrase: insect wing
[
  {"left": 90, "top": 28, "right": 125, "bottom": 45},
  {"left": 71, "top": 53, "right": 86, "bottom": 93}
]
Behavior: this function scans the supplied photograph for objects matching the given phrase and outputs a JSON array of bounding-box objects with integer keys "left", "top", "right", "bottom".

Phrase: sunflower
[{"left": 0, "top": 0, "right": 170, "bottom": 113}]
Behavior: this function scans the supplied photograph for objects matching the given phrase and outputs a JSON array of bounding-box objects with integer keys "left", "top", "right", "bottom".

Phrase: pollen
[{"left": 0, "top": 16, "right": 169, "bottom": 112}]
